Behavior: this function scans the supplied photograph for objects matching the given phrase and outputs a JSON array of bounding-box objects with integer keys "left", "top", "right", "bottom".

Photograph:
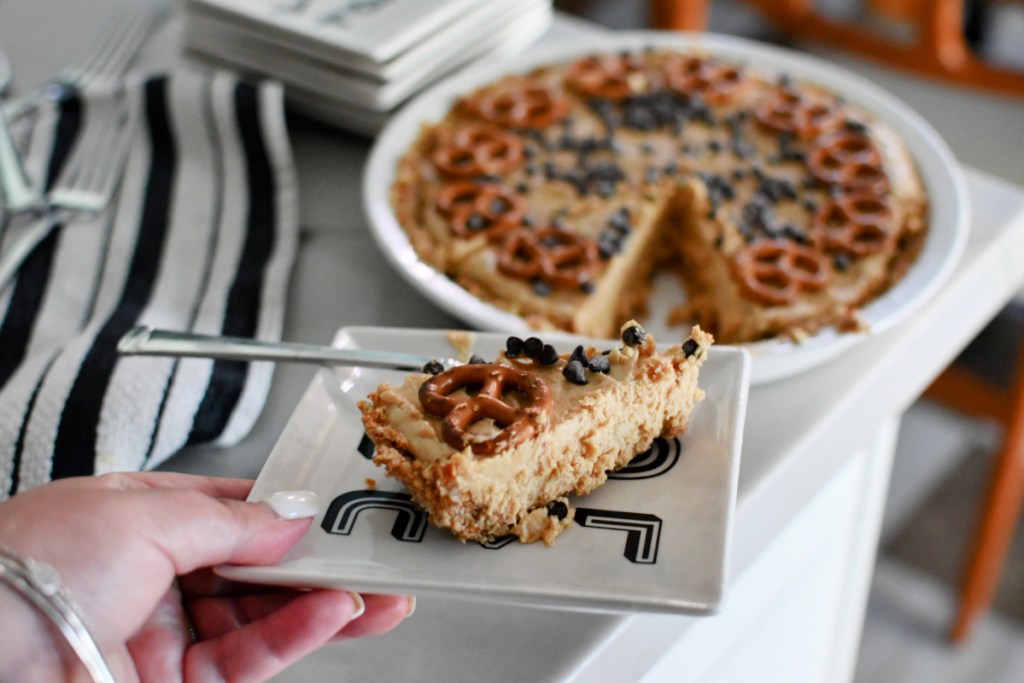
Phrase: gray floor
[{"left": 558, "top": 1, "right": 1024, "bottom": 681}]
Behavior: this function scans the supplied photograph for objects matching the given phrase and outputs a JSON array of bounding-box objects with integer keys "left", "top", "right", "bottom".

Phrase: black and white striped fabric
[{"left": 0, "top": 69, "right": 298, "bottom": 497}]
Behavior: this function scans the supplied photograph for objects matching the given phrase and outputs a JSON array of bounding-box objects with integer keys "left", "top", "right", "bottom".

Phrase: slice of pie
[{"left": 358, "top": 321, "right": 712, "bottom": 544}]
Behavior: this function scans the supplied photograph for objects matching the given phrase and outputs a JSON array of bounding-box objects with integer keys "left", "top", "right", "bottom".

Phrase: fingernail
[
  {"left": 405, "top": 595, "right": 417, "bottom": 617},
  {"left": 263, "top": 490, "right": 320, "bottom": 519},
  {"left": 348, "top": 592, "right": 365, "bottom": 619}
]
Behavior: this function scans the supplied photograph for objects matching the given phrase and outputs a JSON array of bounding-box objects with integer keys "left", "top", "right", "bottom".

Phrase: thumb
[{"left": 139, "top": 489, "right": 321, "bottom": 576}]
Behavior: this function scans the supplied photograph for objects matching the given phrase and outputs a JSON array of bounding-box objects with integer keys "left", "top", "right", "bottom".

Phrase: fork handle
[
  {"left": 117, "top": 326, "right": 459, "bottom": 372},
  {"left": 0, "top": 106, "right": 41, "bottom": 213}
]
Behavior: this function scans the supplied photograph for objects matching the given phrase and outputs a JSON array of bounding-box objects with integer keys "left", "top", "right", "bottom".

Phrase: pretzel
[
  {"left": 813, "top": 193, "right": 895, "bottom": 256},
  {"left": 808, "top": 132, "right": 889, "bottom": 195},
  {"left": 565, "top": 54, "right": 647, "bottom": 100},
  {"left": 732, "top": 238, "right": 832, "bottom": 306},
  {"left": 497, "top": 227, "right": 600, "bottom": 289},
  {"left": 754, "top": 88, "right": 842, "bottom": 140},
  {"left": 431, "top": 125, "right": 525, "bottom": 178},
  {"left": 663, "top": 56, "right": 745, "bottom": 105},
  {"left": 418, "top": 364, "right": 553, "bottom": 456},
  {"left": 435, "top": 182, "right": 526, "bottom": 240},
  {"left": 473, "top": 84, "right": 571, "bottom": 130}
]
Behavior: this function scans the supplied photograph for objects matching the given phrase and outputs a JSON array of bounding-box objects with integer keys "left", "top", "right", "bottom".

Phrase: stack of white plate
[{"left": 182, "top": 0, "right": 554, "bottom": 135}]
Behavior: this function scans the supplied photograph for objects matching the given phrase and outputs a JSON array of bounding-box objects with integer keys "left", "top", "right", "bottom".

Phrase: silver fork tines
[
  {"left": 0, "top": 92, "right": 137, "bottom": 291},
  {"left": 6, "top": 3, "right": 164, "bottom": 121},
  {"left": 56, "top": 5, "right": 162, "bottom": 93},
  {"left": 48, "top": 94, "right": 135, "bottom": 214}
]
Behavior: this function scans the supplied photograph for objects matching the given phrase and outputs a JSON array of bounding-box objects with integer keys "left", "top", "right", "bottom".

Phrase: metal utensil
[
  {"left": 0, "top": 91, "right": 137, "bottom": 291},
  {"left": 6, "top": 4, "right": 165, "bottom": 121},
  {"left": 0, "top": 38, "right": 42, "bottom": 215},
  {"left": 117, "top": 326, "right": 460, "bottom": 372}
]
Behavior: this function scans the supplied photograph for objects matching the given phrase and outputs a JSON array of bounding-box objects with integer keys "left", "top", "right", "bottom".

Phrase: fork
[
  {"left": 5, "top": 3, "right": 165, "bottom": 121},
  {"left": 0, "top": 91, "right": 137, "bottom": 291},
  {"left": 118, "top": 326, "right": 462, "bottom": 372},
  {"left": 0, "top": 5, "right": 160, "bottom": 290},
  {"left": 0, "top": 39, "right": 38, "bottom": 216}
]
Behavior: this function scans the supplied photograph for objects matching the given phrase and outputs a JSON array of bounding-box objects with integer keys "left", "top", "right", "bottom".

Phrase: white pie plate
[
  {"left": 218, "top": 326, "right": 751, "bottom": 615},
  {"left": 362, "top": 31, "right": 969, "bottom": 385}
]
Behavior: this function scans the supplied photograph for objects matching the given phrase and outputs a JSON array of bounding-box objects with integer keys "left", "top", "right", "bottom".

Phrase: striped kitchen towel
[{"left": 0, "top": 69, "right": 298, "bottom": 497}]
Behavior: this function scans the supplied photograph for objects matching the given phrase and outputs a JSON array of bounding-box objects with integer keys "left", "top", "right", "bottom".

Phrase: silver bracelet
[{"left": 0, "top": 546, "right": 116, "bottom": 683}]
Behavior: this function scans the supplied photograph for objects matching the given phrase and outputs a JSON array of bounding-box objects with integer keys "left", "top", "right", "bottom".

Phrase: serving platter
[
  {"left": 218, "top": 326, "right": 750, "bottom": 615},
  {"left": 362, "top": 31, "right": 969, "bottom": 384}
]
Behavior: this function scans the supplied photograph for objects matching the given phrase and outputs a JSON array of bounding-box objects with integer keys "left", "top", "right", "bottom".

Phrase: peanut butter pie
[
  {"left": 359, "top": 322, "right": 711, "bottom": 544},
  {"left": 391, "top": 48, "right": 927, "bottom": 343}
]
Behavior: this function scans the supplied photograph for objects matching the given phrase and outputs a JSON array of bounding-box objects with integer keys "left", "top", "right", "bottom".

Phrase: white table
[{"left": 3, "top": 5, "right": 1024, "bottom": 682}]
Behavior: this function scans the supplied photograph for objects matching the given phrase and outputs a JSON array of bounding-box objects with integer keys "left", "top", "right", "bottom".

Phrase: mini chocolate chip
[
  {"left": 641, "top": 142, "right": 656, "bottom": 155},
  {"left": 521, "top": 215, "right": 535, "bottom": 227},
  {"left": 547, "top": 500, "right": 569, "bottom": 519},
  {"left": 524, "top": 337, "right": 544, "bottom": 358},
  {"left": 475, "top": 174, "right": 501, "bottom": 184},
  {"left": 569, "top": 345, "right": 588, "bottom": 366},
  {"left": 506, "top": 336, "right": 525, "bottom": 357},
  {"left": 465, "top": 212, "right": 487, "bottom": 231},
  {"left": 608, "top": 208, "right": 631, "bottom": 233},
  {"left": 588, "top": 355, "right": 610, "bottom": 374},
  {"left": 563, "top": 359, "right": 588, "bottom": 385},
  {"left": 645, "top": 166, "right": 659, "bottom": 183},
  {"left": 663, "top": 160, "right": 679, "bottom": 176},
  {"left": 580, "top": 280, "right": 595, "bottom": 293},
  {"left": 682, "top": 339, "right": 700, "bottom": 358},
  {"left": 468, "top": 354, "right": 487, "bottom": 365},
  {"left": 516, "top": 182, "right": 530, "bottom": 195},
  {"left": 538, "top": 344, "right": 560, "bottom": 365},
  {"left": 834, "top": 253, "right": 851, "bottom": 272},
  {"left": 803, "top": 200, "right": 818, "bottom": 213},
  {"left": 596, "top": 180, "right": 617, "bottom": 198},
  {"left": 422, "top": 360, "right": 444, "bottom": 374},
  {"left": 782, "top": 225, "right": 810, "bottom": 244},
  {"left": 844, "top": 117, "right": 868, "bottom": 133},
  {"left": 532, "top": 279, "right": 552, "bottom": 297},
  {"left": 598, "top": 230, "right": 623, "bottom": 259},
  {"left": 622, "top": 324, "right": 647, "bottom": 347},
  {"left": 708, "top": 139, "right": 723, "bottom": 153}
]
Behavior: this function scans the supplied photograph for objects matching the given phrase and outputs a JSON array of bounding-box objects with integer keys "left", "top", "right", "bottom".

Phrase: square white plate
[
  {"left": 184, "top": 0, "right": 551, "bottom": 110},
  {"left": 188, "top": 0, "right": 489, "bottom": 64},
  {"left": 218, "top": 326, "right": 751, "bottom": 615},
  {"left": 184, "top": 0, "right": 546, "bottom": 83}
]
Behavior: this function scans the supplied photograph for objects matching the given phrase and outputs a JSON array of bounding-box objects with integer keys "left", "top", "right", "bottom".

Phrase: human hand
[{"left": 0, "top": 472, "right": 413, "bottom": 683}]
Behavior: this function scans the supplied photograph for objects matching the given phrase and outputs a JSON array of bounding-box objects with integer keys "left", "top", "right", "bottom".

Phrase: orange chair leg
[
  {"left": 925, "top": 365, "right": 1011, "bottom": 425},
  {"left": 950, "top": 357, "right": 1024, "bottom": 642},
  {"left": 650, "top": 0, "right": 711, "bottom": 31}
]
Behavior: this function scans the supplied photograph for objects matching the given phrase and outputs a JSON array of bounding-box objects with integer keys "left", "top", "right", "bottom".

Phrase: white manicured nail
[
  {"left": 348, "top": 592, "right": 365, "bottom": 619},
  {"left": 405, "top": 596, "right": 417, "bottom": 617},
  {"left": 264, "top": 490, "right": 320, "bottom": 519}
]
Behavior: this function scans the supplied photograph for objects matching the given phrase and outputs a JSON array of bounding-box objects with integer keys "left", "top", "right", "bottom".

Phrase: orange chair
[
  {"left": 650, "top": 0, "right": 1024, "bottom": 97},
  {"left": 923, "top": 305, "right": 1024, "bottom": 642}
]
